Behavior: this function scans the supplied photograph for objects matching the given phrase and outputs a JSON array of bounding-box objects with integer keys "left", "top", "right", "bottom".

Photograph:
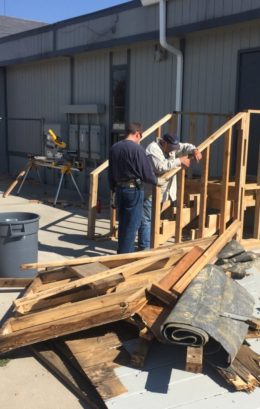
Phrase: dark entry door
[
  {"left": 0, "top": 68, "right": 7, "bottom": 173},
  {"left": 237, "top": 50, "right": 260, "bottom": 176}
]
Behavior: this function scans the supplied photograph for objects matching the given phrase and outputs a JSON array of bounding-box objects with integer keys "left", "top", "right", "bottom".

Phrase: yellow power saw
[{"left": 45, "top": 128, "right": 66, "bottom": 159}]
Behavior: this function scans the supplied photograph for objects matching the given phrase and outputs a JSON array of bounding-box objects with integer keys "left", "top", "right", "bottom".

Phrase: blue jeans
[
  {"left": 138, "top": 197, "right": 152, "bottom": 250},
  {"left": 116, "top": 186, "right": 144, "bottom": 253}
]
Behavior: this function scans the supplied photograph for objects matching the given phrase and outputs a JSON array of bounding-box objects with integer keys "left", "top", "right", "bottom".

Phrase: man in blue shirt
[{"left": 109, "top": 122, "right": 162, "bottom": 253}]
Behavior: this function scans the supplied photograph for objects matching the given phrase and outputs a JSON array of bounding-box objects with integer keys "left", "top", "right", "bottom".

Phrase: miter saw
[
  {"left": 45, "top": 129, "right": 67, "bottom": 160},
  {"left": 44, "top": 129, "right": 83, "bottom": 170}
]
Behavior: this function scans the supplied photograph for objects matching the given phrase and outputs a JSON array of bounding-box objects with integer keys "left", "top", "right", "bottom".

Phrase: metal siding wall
[
  {"left": 73, "top": 50, "right": 111, "bottom": 195},
  {"left": 73, "top": 50, "right": 110, "bottom": 125},
  {"left": 0, "top": 31, "right": 53, "bottom": 62},
  {"left": 56, "top": 7, "right": 158, "bottom": 51},
  {"left": 7, "top": 58, "right": 70, "bottom": 121},
  {"left": 6, "top": 58, "right": 70, "bottom": 175},
  {"left": 2, "top": 2, "right": 260, "bottom": 64},
  {"left": 129, "top": 41, "right": 176, "bottom": 142},
  {"left": 169, "top": 0, "right": 260, "bottom": 26},
  {"left": 182, "top": 21, "right": 260, "bottom": 175}
]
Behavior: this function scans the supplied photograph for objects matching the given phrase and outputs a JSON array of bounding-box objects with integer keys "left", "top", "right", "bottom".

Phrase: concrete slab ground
[
  {"left": 0, "top": 179, "right": 114, "bottom": 409},
  {"left": 0, "top": 179, "right": 260, "bottom": 409}
]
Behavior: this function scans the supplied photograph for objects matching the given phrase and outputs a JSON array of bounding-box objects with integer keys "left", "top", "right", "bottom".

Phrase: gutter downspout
[{"left": 159, "top": 0, "right": 183, "bottom": 134}]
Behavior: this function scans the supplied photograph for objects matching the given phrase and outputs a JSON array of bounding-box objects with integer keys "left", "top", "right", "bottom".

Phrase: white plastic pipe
[{"left": 159, "top": 0, "right": 183, "bottom": 133}]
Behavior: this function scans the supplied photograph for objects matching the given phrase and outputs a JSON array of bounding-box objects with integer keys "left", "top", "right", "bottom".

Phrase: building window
[{"left": 110, "top": 65, "right": 128, "bottom": 144}]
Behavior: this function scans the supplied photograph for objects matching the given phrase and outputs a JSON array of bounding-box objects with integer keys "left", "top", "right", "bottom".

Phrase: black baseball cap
[{"left": 162, "top": 133, "right": 180, "bottom": 150}]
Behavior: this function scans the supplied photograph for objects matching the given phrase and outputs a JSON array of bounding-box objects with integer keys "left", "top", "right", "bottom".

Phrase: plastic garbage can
[{"left": 0, "top": 212, "right": 39, "bottom": 278}]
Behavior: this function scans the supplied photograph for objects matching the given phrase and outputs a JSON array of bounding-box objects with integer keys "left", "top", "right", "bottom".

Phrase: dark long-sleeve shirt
[{"left": 108, "top": 139, "right": 157, "bottom": 191}]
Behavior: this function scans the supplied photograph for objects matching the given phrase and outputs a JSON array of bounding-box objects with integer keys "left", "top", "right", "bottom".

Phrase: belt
[{"left": 117, "top": 181, "right": 137, "bottom": 188}]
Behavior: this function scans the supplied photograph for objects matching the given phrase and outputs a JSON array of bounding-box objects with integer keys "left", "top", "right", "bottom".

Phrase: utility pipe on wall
[
  {"left": 159, "top": 0, "right": 183, "bottom": 116},
  {"left": 141, "top": 0, "right": 184, "bottom": 134}
]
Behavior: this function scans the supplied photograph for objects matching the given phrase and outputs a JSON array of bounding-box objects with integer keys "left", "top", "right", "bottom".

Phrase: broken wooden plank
[
  {"left": 0, "top": 278, "right": 32, "bottom": 288},
  {"left": 172, "top": 220, "right": 241, "bottom": 295},
  {"left": 3, "top": 168, "right": 27, "bottom": 198},
  {"left": 235, "top": 344, "right": 260, "bottom": 382},
  {"left": 154, "top": 246, "right": 204, "bottom": 291},
  {"left": 148, "top": 283, "right": 177, "bottom": 306},
  {"left": 14, "top": 253, "right": 174, "bottom": 314},
  {"left": 185, "top": 346, "right": 203, "bottom": 373},
  {"left": 21, "top": 236, "right": 216, "bottom": 271},
  {"left": 130, "top": 328, "right": 154, "bottom": 369},
  {"left": 65, "top": 333, "right": 129, "bottom": 401},
  {"left": 0, "top": 288, "right": 146, "bottom": 353},
  {"left": 31, "top": 343, "right": 103, "bottom": 409}
]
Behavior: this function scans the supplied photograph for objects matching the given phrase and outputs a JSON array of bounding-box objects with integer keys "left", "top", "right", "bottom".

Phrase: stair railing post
[
  {"left": 151, "top": 184, "right": 162, "bottom": 248},
  {"left": 198, "top": 146, "right": 210, "bottom": 238},
  {"left": 87, "top": 172, "right": 98, "bottom": 239},
  {"left": 253, "top": 144, "right": 260, "bottom": 239},
  {"left": 219, "top": 127, "right": 232, "bottom": 234},
  {"left": 175, "top": 167, "right": 185, "bottom": 243},
  {"left": 233, "top": 112, "right": 250, "bottom": 241},
  {"left": 187, "top": 113, "right": 196, "bottom": 179}
]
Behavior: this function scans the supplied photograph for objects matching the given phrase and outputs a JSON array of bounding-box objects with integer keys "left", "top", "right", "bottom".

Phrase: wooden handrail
[
  {"left": 163, "top": 112, "right": 245, "bottom": 181},
  {"left": 89, "top": 113, "right": 173, "bottom": 178},
  {"left": 87, "top": 110, "right": 240, "bottom": 240}
]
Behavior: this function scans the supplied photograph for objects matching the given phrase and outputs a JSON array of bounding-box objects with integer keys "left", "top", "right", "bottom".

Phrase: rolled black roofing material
[{"left": 160, "top": 264, "right": 254, "bottom": 366}]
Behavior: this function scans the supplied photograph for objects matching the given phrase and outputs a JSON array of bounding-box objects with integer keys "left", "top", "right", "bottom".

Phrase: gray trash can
[{"left": 0, "top": 212, "right": 39, "bottom": 278}]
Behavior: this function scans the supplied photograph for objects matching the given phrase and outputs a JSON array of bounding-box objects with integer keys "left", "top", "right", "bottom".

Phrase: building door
[
  {"left": 237, "top": 50, "right": 260, "bottom": 176},
  {"left": 0, "top": 68, "right": 7, "bottom": 174}
]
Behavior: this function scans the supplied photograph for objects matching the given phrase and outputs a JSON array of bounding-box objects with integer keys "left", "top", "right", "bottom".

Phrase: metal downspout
[{"left": 159, "top": 0, "right": 183, "bottom": 133}]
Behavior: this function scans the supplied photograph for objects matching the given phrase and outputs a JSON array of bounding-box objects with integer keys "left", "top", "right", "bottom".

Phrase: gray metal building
[{"left": 1, "top": 0, "right": 260, "bottom": 193}]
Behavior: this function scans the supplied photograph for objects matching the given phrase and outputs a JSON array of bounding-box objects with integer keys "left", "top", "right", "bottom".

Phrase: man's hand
[
  {"left": 180, "top": 156, "right": 191, "bottom": 168},
  {"left": 157, "top": 177, "right": 165, "bottom": 186},
  {"left": 193, "top": 149, "right": 202, "bottom": 162}
]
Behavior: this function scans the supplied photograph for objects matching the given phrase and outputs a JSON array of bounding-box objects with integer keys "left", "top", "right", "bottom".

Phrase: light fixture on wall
[{"left": 154, "top": 44, "right": 167, "bottom": 62}]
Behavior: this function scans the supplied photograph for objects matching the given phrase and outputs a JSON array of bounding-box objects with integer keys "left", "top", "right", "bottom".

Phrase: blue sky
[{"left": 1, "top": 0, "right": 131, "bottom": 23}]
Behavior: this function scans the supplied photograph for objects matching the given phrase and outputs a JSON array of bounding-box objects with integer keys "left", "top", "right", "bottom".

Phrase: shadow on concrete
[{"left": 38, "top": 236, "right": 118, "bottom": 259}]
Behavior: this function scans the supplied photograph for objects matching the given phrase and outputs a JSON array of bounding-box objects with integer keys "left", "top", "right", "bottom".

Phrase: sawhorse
[{"left": 6, "top": 157, "right": 84, "bottom": 206}]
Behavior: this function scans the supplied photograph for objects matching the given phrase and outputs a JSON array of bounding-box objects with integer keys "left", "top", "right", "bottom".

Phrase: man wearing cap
[
  {"left": 109, "top": 122, "right": 164, "bottom": 254},
  {"left": 138, "top": 133, "right": 202, "bottom": 250}
]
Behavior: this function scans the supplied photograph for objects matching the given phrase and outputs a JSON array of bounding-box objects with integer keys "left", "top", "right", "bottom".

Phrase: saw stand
[{"left": 15, "top": 157, "right": 84, "bottom": 206}]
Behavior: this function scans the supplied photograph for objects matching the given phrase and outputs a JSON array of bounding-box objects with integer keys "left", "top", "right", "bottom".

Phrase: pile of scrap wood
[{"left": 1, "top": 220, "right": 260, "bottom": 408}]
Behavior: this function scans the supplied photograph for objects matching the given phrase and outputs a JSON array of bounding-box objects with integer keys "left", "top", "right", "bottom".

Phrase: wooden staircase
[{"left": 87, "top": 110, "right": 260, "bottom": 248}]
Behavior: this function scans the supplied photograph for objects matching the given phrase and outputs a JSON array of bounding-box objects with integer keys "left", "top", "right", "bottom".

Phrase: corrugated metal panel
[
  {"left": 129, "top": 41, "right": 176, "bottom": 138},
  {"left": 182, "top": 20, "right": 260, "bottom": 175},
  {"left": 1, "top": 1, "right": 260, "bottom": 64},
  {"left": 0, "top": 31, "right": 53, "bottom": 62},
  {"left": 169, "top": 0, "right": 260, "bottom": 26},
  {"left": 73, "top": 50, "right": 110, "bottom": 129},
  {"left": 7, "top": 58, "right": 70, "bottom": 122},
  {"left": 6, "top": 58, "right": 70, "bottom": 175},
  {"left": 56, "top": 7, "right": 158, "bottom": 51}
]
